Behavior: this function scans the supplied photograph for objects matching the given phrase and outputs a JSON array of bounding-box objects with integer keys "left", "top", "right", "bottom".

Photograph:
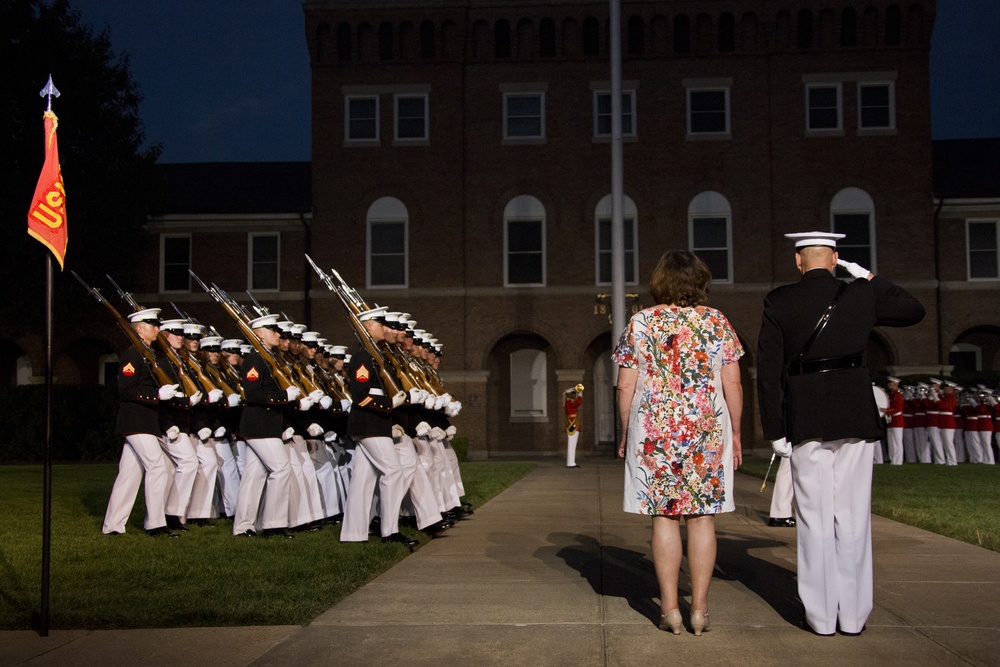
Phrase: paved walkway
[{"left": 3, "top": 459, "right": 999, "bottom": 666}]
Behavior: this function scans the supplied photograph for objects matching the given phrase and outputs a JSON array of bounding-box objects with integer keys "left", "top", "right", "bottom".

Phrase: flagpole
[{"left": 40, "top": 253, "right": 53, "bottom": 637}]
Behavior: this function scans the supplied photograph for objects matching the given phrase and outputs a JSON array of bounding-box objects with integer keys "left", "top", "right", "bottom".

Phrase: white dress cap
[
  {"left": 127, "top": 307, "right": 161, "bottom": 324},
  {"left": 199, "top": 336, "right": 223, "bottom": 349},
  {"left": 160, "top": 318, "right": 186, "bottom": 333},
  {"left": 358, "top": 305, "right": 388, "bottom": 322},
  {"left": 249, "top": 313, "right": 280, "bottom": 330},
  {"left": 221, "top": 339, "right": 244, "bottom": 351},
  {"left": 784, "top": 231, "right": 846, "bottom": 248}
]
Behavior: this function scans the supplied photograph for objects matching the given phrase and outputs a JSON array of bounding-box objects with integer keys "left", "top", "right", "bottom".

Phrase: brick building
[{"left": 7, "top": 0, "right": 1000, "bottom": 461}]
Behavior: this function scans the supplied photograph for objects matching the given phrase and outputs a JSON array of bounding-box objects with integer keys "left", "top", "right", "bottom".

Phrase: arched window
[
  {"left": 583, "top": 17, "right": 600, "bottom": 55},
  {"left": 495, "top": 19, "right": 512, "bottom": 58},
  {"left": 367, "top": 197, "right": 408, "bottom": 288},
  {"left": 718, "top": 12, "right": 735, "bottom": 52},
  {"left": 504, "top": 195, "right": 546, "bottom": 286},
  {"left": 595, "top": 195, "right": 638, "bottom": 285},
  {"left": 831, "top": 188, "right": 876, "bottom": 275},
  {"left": 472, "top": 20, "right": 489, "bottom": 60},
  {"left": 841, "top": 7, "right": 858, "bottom": 46},
  {"left": 510, "top": 349, "right": 547, "bottom": 417},
  {"left": 627, "top": 15, "right": 644, "bottom": 55},
  {"left": 673, "top": 14, "right": 690, "bottom": 53},
  {"left": 539, "top": 17, "right": 556, "bottom": 57},
  {"left": 885, "top": 5, "right": 902, "bottom": 45},
  {"left": 797, "top": 9, "right": 813, "bottom": 48},
  {"left": 420, "top": 20, "right": 435, "bottom": 59},
  {"left": 378, "top": 22, "right": 393, "bottom": 60},
  {"left": 688, "top": 191, "right": 732, "bottom": 283},
  {"left": 336, "top": 22, "right": 352, "bottom": 61}
]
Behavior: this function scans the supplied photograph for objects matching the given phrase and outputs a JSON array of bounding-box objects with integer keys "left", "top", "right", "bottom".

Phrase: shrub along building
[{"left": 5, "top": 1, "right": 1000, "bottom": 461}]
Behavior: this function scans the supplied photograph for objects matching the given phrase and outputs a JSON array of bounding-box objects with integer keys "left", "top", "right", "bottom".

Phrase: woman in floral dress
[{"left": 613, "top": 250, "right": 744, "bottom": 635}]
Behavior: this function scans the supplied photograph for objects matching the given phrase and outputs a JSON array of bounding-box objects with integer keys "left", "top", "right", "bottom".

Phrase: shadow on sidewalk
[{"left": 715, "top": 529, "right": 803, "bottom": 625}]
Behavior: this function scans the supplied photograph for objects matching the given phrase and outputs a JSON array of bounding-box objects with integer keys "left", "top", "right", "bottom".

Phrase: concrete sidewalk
[{"left": 3, "top": 459, "right": 998, "bottom": 666}]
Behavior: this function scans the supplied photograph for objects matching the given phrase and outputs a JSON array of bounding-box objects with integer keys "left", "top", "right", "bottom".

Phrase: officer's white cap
[
  {"left": 239, "top": 344, "right": 253, "bottom": 355},
  {"left": 358, "top": 305, "right": 388, "bottom": 322},
  {"left": 183, "top": 322, "right": 205, "bottom": 337},
  {"left": 785, "top": 231, "right": 846, "bottom": 248},
  {"left": 160, "top": 318, "right": 186, "bottom": 333},
  {"left": 128, "top": 308, "right": 161, "bottom": 324},
  {"left": 199, "top": 336, "right": 222, "bottom": 350},
  {"left": 301, "top": 331, "right": 320, "bottom": 346},
  {"left": 929, "top": 377, "right": 942, "bottom": 385},
  {"left": 249, "top": 313, "right": 280, "bottom": 330},
  {"left": 221, "top": 339, "right": 243, "bottom": 351},
  {"left": 886, "top": 376, "right": 901, "bottom": 383},
  {"left": 328, "top": 345, "right": 348, "bottom": 358}
]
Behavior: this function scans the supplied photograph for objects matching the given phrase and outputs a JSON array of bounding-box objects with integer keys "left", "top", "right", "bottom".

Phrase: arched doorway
[{"left": 485, "top": 331, "right": 557, "bottom": 456}]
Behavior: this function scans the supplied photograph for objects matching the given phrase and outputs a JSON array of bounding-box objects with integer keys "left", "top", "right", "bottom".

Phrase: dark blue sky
[{"left": 70, "top": 0, "right": 999, "bottom": 163}]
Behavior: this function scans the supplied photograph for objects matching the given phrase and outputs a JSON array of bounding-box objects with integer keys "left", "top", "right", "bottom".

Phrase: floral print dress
[{"left": 613, "top": 306, "right": 744, "bottom": 516}]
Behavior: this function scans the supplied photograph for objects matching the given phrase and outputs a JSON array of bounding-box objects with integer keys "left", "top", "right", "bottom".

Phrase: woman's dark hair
[{"left": 649, "top": 250, "right": 712, "bottom": 307}]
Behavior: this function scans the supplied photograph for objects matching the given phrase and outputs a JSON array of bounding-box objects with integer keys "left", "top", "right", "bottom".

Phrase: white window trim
[
  {"left": 595, "top": 217, "right": 639, "bottom": 286},
  {"left": 805, "top": 82, "right": 843, "bottom": 134},
  {"left": 830, "top": 213, "right": 877, "bottom": 275},
  {"left": 688, "top": 216, "right": 733, "bottom": 284},
  {"left": 502, "top": 91, "right": 546, "bottom": 141},
  {"left": 366, "top": 218, "right": 409, "bottom": 289},
  {"left": 504, "top": 216, "right": 546, "bottom": 287},
  {"left": 393, "top": 93, "right": 429, "bottom": 143},
  {"left": 159, "top": 233, "right": 191, "bottom": 294},
  {"left": 247, "top": 232, "right": 280, "bottom": 292},
  {"left": 592, "top": 89, "right": 637, "bottom": 139},
  {"left": 966, "top": 218, "right": 1000, "bottom": 281},
  {"left": 685, "top": 86, "right": 731, "bottom": 138},
  {"left": 857, "top": 81, "right": 896, "bottom": 132},
  {"left": 344, "top": 94, "right": 380, "bottom": 143}
]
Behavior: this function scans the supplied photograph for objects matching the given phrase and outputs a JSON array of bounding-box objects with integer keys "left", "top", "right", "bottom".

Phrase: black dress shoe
[
  {"left": 423, "top": 520, "right": 454, "bottom": 536},
  {"left": 146, "top": 527, "right": 180, "bottom": 538},
  {"left": 106, "top": 530, "right": 124, "bottom": 536},
  {"left": 188, "top": 518, "right": 215, "bottom": 527},
  {"left": 382, "top": 533, "right": 419, "bottom": 549},
  {"left": 838, "top": 624, "right": 866, "bottom": 636},
  {"left": 768, "top": 517, "right": 796, "bottom": 527},
  {"left": 166, "top": 515, "right": 189, "bottom": 532},
  {"left": 262, "top": 528, "right": 294, "bottom": 539},
  {"left": 235, "top": 529, "right": 257, "bottom": 538},
  {"left": 460, "top": 503, "right": 474, "bottom": 512},
  {"left": 567, "top": 464, "right": 581, "bottom": 468}
]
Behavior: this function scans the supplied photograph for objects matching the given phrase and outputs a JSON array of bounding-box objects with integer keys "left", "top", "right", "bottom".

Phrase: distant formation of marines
[{"left": 87, "top": 262, "right": 472, "bottom": 544}]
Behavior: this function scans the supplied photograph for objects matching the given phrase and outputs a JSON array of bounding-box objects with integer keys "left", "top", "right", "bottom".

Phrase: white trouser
[
  {"left": 340, "top": 436, "right": 405, "bottom": 541},
  {"left": 954, "top": 430, "right": 966, "bottom": 463},
  {"left": 287, "top": 436, "right": 324, "bottom": 527},
  {"left": 981, "top": 431, "right": 996, "bottom": 464},
  {"left": 396, "top": 434, "right": 443, "bottom": 529},
  {"left": 914, "top": 427, "right": 931, "bottom": 463},
  {"left": 412, "top": 435, "right": 447, "bottom": 512},
  {"left": 103, "top": 434, "right": 169, "bottom": 533},
  {"left": 902, "top": 427, "right": 916, "bottom": 462},
  {"left": 187, "top": 436, "right": 220, "bottom": 519},
  {"left": 443, "top": 438, "right": 465, "bottom": 497},
  {"left": 214, "top": 437, "right": 240, "bottom": 517},
  {"left": 940, "top": 429, "right": 957, "bottom": 466},
  {"left": 233, "top": 437, "right": 290, "bottom": 534},
  {"left": 791, "top": 438, "right": 874, "bottom": 636},
  {"left": 309, "top": 437, "right": 342, "bottom": 518},
  {"left": 566, "top": 431, "right": 579, "bottom": 466},
  {"left": 432, "top": 437, "right": 462, "bottom": 508},
  {"left": 160, "top": 432, "right": 198, "bottom": 518},
  {"left": 886, "top": 427, "right": 904, "bottom": 465},
  {"left": 235, "top": 439, "right": 247, "bottom": 476},
  {"left": 928, "top": 426, "right": 945, "bottom": 464},
  {"left": 768, "top": 455, "right": 794, "bottom": 518},
  {"left": 872, "top": 439, "right": 884, "bottom": 464}
]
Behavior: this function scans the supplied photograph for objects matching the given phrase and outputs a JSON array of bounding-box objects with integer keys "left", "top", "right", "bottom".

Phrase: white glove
[
  {"left": 392, "top": 391, "right": 406, "bottom": 409},
  {"left": 430, "top": 426, "right": 446, "bottom": 440},
  {"left": 319, "top": 395, "right": 333, "bottom": 410},
  {"left": 434, "top": 395, "right": 449, "bottom": 410},
  {"left": 323, "top": 431, "right": 337, "bottom": 443},
  {"left": 307, "top": 423, "right": 324, "bottom": 437},
  {"left": 286, "top": 386, "right": 301, "bottom": 401},
  {"left": 208, "top": 389, "right": 224, "bottom": 404},
  {"left": 424, "top": 396, "right": 436, "bottom": 409},
  {"left": 453, "top": 401, "right": 462, "bottom": 415},
  {"left": 281, "top": 426, "right": 294, "bottom": 442},
  {"left": 189, "top": 391, "right": 202, "bottom": 406},
  {"left": 299, "top": 397, "right": 314, "bottom": 411},
  {"left": 158, "top": 384, "right": 179, "bottom": 401},
  {"left": 415, "top": 421, "right": 431, "bottom": 437},
  {"left": 771, "top": 437, "right": 792, "bottom": 458},
  {"left": 836, "top": 258, "right": 871, "bottom": 280},
  {"left": 226, "top": 393, "right": 241, "bottom": 407},
  {"left": 445, "top": 425, "right": 457, "bottom": 439},
  {"left": 340, "top": 398, "right": 352, "bottom": 412},
  {"left": 309, "top": 389, "right": 325, "bottom": 403},
  {"left": 391, "top": 424, "right": 405, "bottom": 439},
  {"left": 174, "top": 388, "right": 186, "bottom": 399},
  {"left": 409, "top": 388, "right": 425, "bottom": 404},
  {"left": 197, "top": 427, "right": 212, "bottom": 441},
  {"left": 166, "top": 425, "right": 180, "bottom": 441},
  {"left": 214, "top": 426, "right": 226, "bottom": 438}
]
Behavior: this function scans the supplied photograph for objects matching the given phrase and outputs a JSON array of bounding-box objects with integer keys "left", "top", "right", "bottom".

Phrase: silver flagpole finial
[{"left": 39, "top": 75, "right": 61, "bottom": 111}]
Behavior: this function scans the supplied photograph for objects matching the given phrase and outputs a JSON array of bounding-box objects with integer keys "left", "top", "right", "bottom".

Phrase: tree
[{"left": 0, "top": 0, "right": 161, "bottom": 336}]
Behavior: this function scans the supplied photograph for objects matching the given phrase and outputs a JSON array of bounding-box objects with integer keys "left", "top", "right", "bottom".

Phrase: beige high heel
[
  {"left": 658, "top": 608, "right": 682, "bottom": 635},
  {"left": 690, "top": 609, "right": 711, "bottom": 636}
]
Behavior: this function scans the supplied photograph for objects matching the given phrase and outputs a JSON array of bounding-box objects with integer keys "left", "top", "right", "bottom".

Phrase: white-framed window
[
  {"left": 394, "top": 94, "right": 428, "bottom": 141},
  {"left": 595, "top": 194, "right": 638, "bottom": 285},
  {"left": 504, "top": 195, "right": 546, "bottom": 286},
  {"left": 510, "top": 348, "right": 547, "bottom": 418},
  {"left": 831, "top": 187, "right": 876, "bottom": 276},
  {"left": 688, "top": 191, "right": 733, "bottom": 283},
  {"left": 686, "top": 86, "right": 730, "bottom": 136},
  {"left": 248, "top": 232, "right": 279, "bottom": 291},
  {"left": 858, "top": 81, "right": 895, "bottom": 130},
  {"left": 593, "top": 90, "right": 636, "bottom": 138},
  {"left": 160, "top": 234, "right": 191, "bottom": 293},
  {"left": 367, "top": 197, "right": 408, "bottom": 288},
  {"left": 806, "top": 83, "right": 842, "bottom": 131},
  {"left": 967, "top": 219, "right": 1000, "bottom": 280},
  {"left": 345, "top": 95, "right": 379, "bottom": 142},
  {"left": 503, "top": 92, "right": 545, "bottom": 139}
]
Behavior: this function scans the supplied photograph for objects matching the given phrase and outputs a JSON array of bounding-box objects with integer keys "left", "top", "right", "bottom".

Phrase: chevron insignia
[
  {"left": 122, "top": 362, "right": 135, "bottom": 377},
  {"left": 246, "top": 367, "right": 260, "bottom": 381},
  {"left": 355, "top": 365, "right": 370, "bottom": 382}
]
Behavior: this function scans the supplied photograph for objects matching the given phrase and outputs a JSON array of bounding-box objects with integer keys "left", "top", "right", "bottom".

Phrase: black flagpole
[{"left": 40, "top": 252, "right": 53, "bottom": 637}]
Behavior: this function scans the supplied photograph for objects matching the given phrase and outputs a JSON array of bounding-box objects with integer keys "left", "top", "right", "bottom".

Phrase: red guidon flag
[{"left": 27, "top": 110, "right": 68, "bottom": 270}]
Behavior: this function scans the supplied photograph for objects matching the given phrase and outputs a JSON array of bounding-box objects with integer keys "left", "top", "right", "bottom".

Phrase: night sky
[{"left": 67, "top": 0, "right": 1000, "bottom": 164}]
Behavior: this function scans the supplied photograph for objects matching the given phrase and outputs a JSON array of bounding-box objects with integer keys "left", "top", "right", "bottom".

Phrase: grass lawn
[
  {"left": 0, "top": 460, "right": 535, "bottom": 631},
  {"left": 739, "top": 455, "right": 1000, "bottom": 552}
]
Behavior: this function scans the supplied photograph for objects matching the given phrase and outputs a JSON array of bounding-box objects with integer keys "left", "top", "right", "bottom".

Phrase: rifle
[
  {"left": 189, "top": 271, "right": 297, "bottom": 392},
  {"left": 105, "top": 275, "right": 202, "bottom": 398},
  {"left": 245, "top": 291, "right": 326, "bottom": 395},
  {"left": 305, "top": 255, "right": 405, "bottom": 399},
  {"left": 70, "top": 271, "right": 175, "bottom": 388}
]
